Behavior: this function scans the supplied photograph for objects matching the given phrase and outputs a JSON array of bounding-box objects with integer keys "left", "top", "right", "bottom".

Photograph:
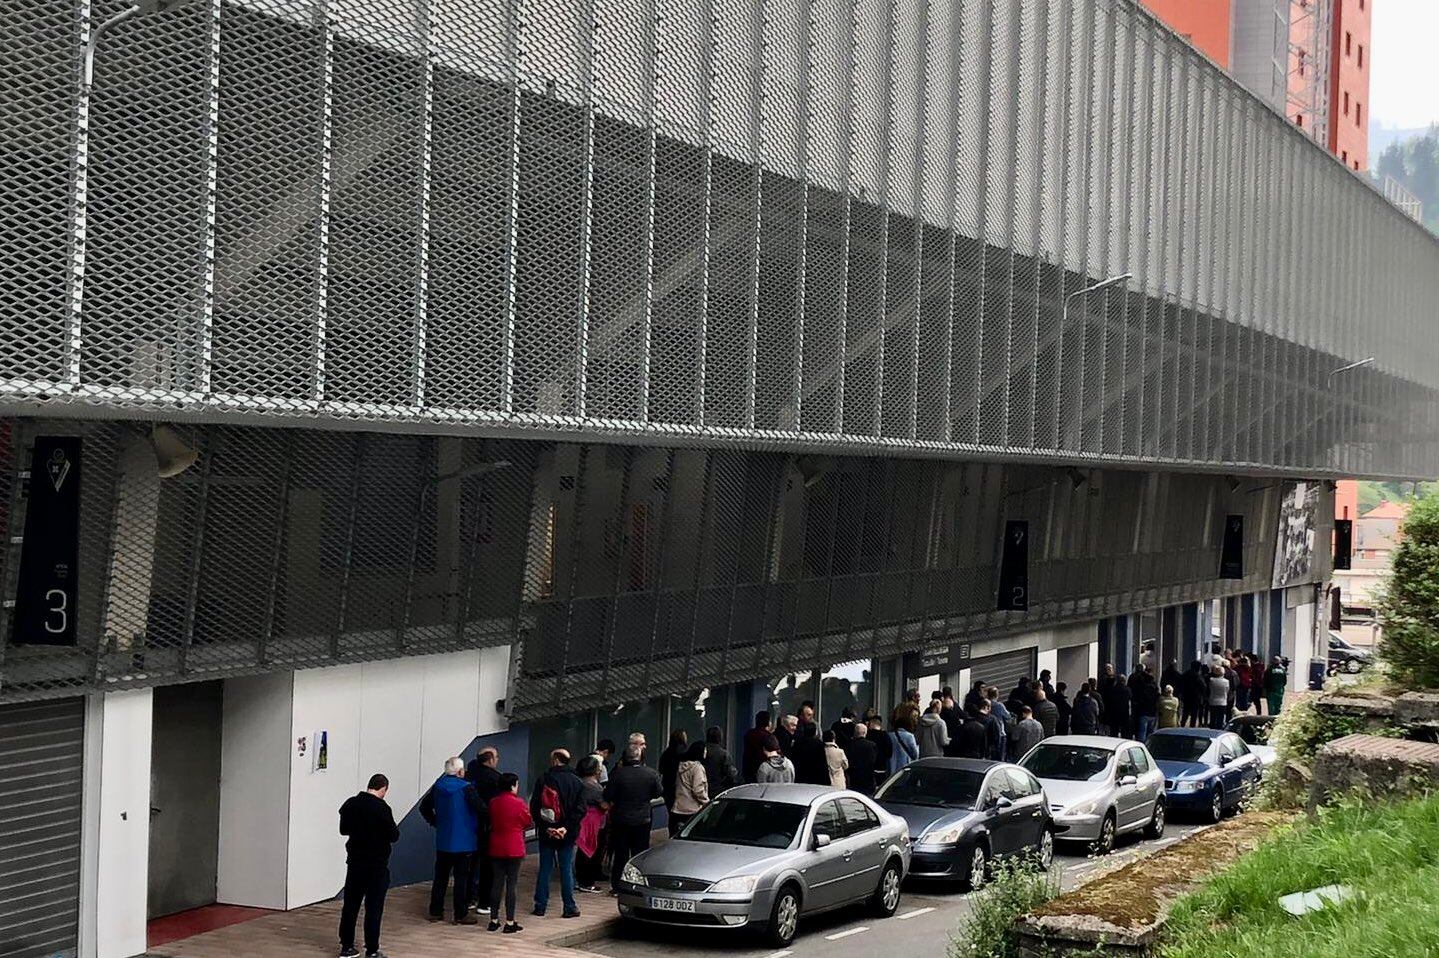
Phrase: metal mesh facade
[
  {"left": 3, "top": 0, "right": 1438, "bottom": 477},
  {"left": 0, "top": 418, "right": 1316, "bottom": 716}
]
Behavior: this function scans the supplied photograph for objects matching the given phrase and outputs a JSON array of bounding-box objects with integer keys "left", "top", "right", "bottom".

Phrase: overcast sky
[{"left": 1368, "top": 0, "right": 1439, "bottom": 129}]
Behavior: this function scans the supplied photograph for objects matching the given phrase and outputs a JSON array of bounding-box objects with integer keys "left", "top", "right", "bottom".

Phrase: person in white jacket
[
  {"left": 822, "top": 730, "right": 849, "bottom": 788},
  {"left": 670, "top": 741, "right": 710, "bottom": 834}
]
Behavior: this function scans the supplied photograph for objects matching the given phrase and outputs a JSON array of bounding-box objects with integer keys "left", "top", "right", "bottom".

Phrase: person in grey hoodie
[
  {"left": 754, "top": 735, "right": 796, "bottom": 784},
  {"left": 916, "top": 700, "right": 951, "bottom": 758},
  {"left": 1011, "top": 705, "right": 1044, "bottom": 759}
]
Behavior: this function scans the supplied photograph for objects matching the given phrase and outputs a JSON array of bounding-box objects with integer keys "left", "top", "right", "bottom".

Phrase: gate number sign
[{"left": 11, "top": 436, "right": 81, "bottom": 647}]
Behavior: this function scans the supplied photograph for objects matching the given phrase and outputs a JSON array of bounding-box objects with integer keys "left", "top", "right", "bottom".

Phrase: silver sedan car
[
  {"left": 616, "top": 784, "right": 911, "bottom": 946},
  {"left": 1019, "top": 735, "right": 1166, "bottom": 854}
]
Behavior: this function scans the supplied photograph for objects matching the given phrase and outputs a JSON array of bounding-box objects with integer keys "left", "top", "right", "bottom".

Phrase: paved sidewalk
[{"left": 149, "top": 840, "right": 663, "bottom": 958}]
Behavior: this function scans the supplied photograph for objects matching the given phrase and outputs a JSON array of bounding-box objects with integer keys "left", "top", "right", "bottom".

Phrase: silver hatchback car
[
  {"left": 1019, "top": 735, "right": 1166, "bottom": 854},
  {"left": 616, "top": 784, "right": 911, "bottom": 946}
]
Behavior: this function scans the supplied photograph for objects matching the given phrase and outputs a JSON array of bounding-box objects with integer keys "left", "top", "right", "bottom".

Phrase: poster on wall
[
  {"left": 1272, "top": 481, "right": 1320, "bottom": 588},
  {"left": 11, "top": 436, "right": 81, "bottom": 646}
]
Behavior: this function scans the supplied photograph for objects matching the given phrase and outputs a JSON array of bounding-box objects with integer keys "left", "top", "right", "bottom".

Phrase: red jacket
[{"left": 488, "top": 792, "right": 533, "bottom": 859}]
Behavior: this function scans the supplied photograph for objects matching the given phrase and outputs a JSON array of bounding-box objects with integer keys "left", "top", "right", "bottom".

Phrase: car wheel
[
  {"left": 1144, "top": 800, "right": 1166, "bottom": 839},
  {"left": 1344, "top": 658, "right": 1363, "bottom": 674},
  {"left": 1208, "top": 785, "right": 1225, "bottom": 824},
  {"left": 1035, "top": 829, "right": 1055, "bottom": 870},
  {"left": 1092, "top": 812, "right": 1117, "bottom": 856},
  {"left": 766, "top": 885, "right": 801, "bottom": 947},
  {"left": 870, "top": 860, "right": 902, "bottom": 917},
  {"left": 964, "top": 842, "right": 990, "bottom": 891}
]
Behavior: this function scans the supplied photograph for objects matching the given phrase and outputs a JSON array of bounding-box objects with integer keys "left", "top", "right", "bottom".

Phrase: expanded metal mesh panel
[{"left": 1, "top": 0, "right": 1436, "bottom": 478}]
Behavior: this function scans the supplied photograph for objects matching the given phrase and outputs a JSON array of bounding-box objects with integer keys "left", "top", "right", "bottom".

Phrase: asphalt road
[{"left": 575, "top": 820, "right": 1216, "bottom": 958}]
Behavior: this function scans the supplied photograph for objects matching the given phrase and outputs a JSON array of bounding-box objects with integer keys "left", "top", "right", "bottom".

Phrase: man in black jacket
[
  {"left": 955, "top": 702, "right": 990, "bottom": 759},
  {"left": 841, "top": 723, "right": 879, "bottom": 795},
  {"left": 529, "top": 749, "right": 585, "bottom": 918},
  {"left": 465, "top": 747, "right": 502, "bottom": 909},
  {"left": 604, "top": 744, "right": 662, "bottom": 894},
  {"left": 702, "top": 726, "right": 739, "bottom": 795},
  {"left": 338, "top": 774, "right": 400, "bottom": 958},
  {"left": 790, "top": 722, "right": 828, "bottom": 785}
]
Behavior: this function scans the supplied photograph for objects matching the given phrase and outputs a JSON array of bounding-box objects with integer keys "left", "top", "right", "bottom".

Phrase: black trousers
[
  {"left": 339, "top": 863, "right": 389, "bottom": 955},
  {"left": 429, "top": 850, "right": 471, "bottom": 920},
  {"left": 489, "top": 856, "right": 523, "bottom": 921},
  {"left": 576, "top": 827, "right": 607, "bottom": 888},
  {"left": 608, "top": 822, "right": 652, "bottom": 892},
  {"left": 468, "top": 849, "right": 493, "bottom": 906}
]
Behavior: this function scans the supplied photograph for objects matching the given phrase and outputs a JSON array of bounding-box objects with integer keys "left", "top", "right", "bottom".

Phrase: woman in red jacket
[{"left": 488, "top": 772, "right": 533, "bottom": 933}]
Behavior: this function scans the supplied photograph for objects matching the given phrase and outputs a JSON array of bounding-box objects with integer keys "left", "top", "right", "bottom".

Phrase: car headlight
[
  {"left": 924, "top": 824, "right": 967, "bottom": 845},
  {"left": 1176, "top": 780, "right": 1205, "bottom": 793},
  {"left": 708, "top": 875, "right": 760, "bottom": 895},
  {"left": 1063, "top": 797, "right": 1103, "bottom": 817},
  {"left": 621, "top": 862, "right": 647, "bottom": 887}
]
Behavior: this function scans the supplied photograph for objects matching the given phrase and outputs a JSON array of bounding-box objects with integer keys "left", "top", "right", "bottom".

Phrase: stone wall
[{"left": 1309, "top": 734, "right": 1439, "bottom": 811}]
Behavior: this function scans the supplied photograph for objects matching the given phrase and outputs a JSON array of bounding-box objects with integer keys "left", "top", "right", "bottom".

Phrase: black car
[
  {"left": 875, "top": 758, "right": 1053, "bottom": 890},
  {"left": 1225, "top": 714, "right": 1276, "bottom": 748},
  {"left": 1327, "top": 633, "right": 1374, "bottom": 675}
]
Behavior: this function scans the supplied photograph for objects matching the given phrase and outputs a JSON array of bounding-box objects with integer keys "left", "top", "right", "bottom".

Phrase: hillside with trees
[{"left": 1375, "top": 126, "right": 1439, "bottom": 235}]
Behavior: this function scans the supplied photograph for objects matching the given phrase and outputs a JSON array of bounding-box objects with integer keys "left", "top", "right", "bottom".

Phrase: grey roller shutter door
[
  {"left": 0, "top": 698, "right": 84, "bottom": 958},
  {"left": 967, "top": 648, "right": 1038, "bottom": 696}
]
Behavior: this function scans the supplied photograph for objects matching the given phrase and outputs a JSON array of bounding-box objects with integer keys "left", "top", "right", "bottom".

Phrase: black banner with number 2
[
  {"left": 11, "top": 436, "right": 81, "bottom": 646},
  {"left": 997, "top": 520, "right": 1029, "bottom": 611}
]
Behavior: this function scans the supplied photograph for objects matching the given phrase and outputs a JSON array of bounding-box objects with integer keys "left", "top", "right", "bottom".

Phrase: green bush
[
  {"left": 950, "top": 858, "right": 1061, "bottom": 958},
  {"left": 1253, "top": 695, "right": 1368, "bottom": 809},
  {"left": 1161, "top": 795, "right": 1439, "bottom": 958},
  {"left": 1378, "top": 494, "right": 1439, "bottom": 688}
]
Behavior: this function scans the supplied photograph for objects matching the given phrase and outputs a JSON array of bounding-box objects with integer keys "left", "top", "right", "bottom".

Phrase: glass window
[
  {"left": 525, "top": 710, "right": 591, "bottom": 793},
  {"left": 1023, "top": 744, "right": 1114, "bottom": 782},
  {"left": 875, "top": 765, "right": 985, "bottom": 808},
  {"left": 596, "top": 698, "right": 665, "bottom": 767},
  {"left": 683, "top": 798, "right": 807, "bottom": 849},
  {"left": 669, "top": 686, "right": 732, "bottom": 752},
  {"left": 1128, "top": 747, "right": 1151, "bottom": 774},
  {"left": 838, "top": 797, "right": 879, "bottom": 836},
  {"left": 1005, "top": 768, "right": 1040, "bottom": 798},
  {"left": 765, "top": 672, "right": 817, "bottom": 724},
  {"left": 820, "top": 660, "right": 874, "bottom": 724},
  {"left": 1147, "top": 734, "right": 1214, "bottom": 763},
  {"left": 812, "top": 800, "right": 843, "bottom": 840},
  {"left": 1230, "top": 737, "right": 1250, "bottom": 757},
  {"left": 979, "top": 776, "right": 1006, "bottom": 808}
]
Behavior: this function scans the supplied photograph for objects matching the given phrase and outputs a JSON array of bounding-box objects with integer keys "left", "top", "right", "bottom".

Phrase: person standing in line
[
  {"left": 798, "top": 700, "right": 818, "bottom": 737},
  {"left": 830, "top": 705, "right": 858, "bottom": 748},
  {"left": 657, "top": 729, "right": 688, "bottom": 831},
  {"left": 529, "top": 749, "right": 584, "bottom": 919},
  {"left": 955, "top": 701, "right": 989, "bottom": 759},
  {"left": 465, "top": 748, "right": 502, "bottom": 910},
  {"left": 590, "top": 739, "right": 616, "bottom": 784},
  {"left": 1206, "top": 665, "right": 1231, "bottom": 730},
  {"left": 776, "top": 714, "right": 800, "bottom": 756},
  {"left": 605, "top": 744, "right": 663, "bottom": 893},
  {"left": 916, "top": 699, "right": 951, "bottom": 758},
  {"left": 823, "top": 730, "right": 849, "bottom": 788},
  {"left": 1131, "top": 669, "right": 1160, "bottom": 743},
  {"left": 627, "top": 731, "right": 649, "bottom": 765},
  {"left": 1264, "top": 656, "right": 1288, "bottom": 716},
  {"left": 1031, "top": 686, "right": 1059, "bottom": 739},
  {"left": 420, "top": 757, "right": 483, "bottom": 925},
  {"left": 963, "top": 679, "right": 988, "bottom": 714},
  {"left": 742, "top": 711, "right": 774, "bottom": 783},
  {"left": 1071, "top": 684, "right": 1099, "bottom": 735},
  {"left": 1053, "top": 682, "right": 1073, "bottom": 736},
  {"left": 886, "top": 718, "right": 919, "bottom": 775},
  {"left": 986, "top": 687, "right": 1013, "bottom": 761},
  {"left": 865, "top": 713, "right": 892, "bottom": 783},
  {"left": 754, "top": 736, "right": 796, "bottom": 784},
  {"left": 1181, "top": 661, "right": 1206, "bottom": 728},
  {"left": 338, "top": 773, "right": 400, "bottom": 958},
  {"left": 1157, "top": 685, "right": 1181, "bottom": 730},
  {"left": 1250, "top": 657, "right": 1268, "bottom": 716},
  {"left": 790, "top": 722, "right": 829, "bottom": 786},
  {"left": 1038, "top": 670, "right": 1057, "bottom": 699},
  {"left": 842, "top": 721, "right": 879, "bottom": 796},
  {"left": 1234, "top": 653, "right": 1254, "bottom": 714},
  {"left": 1102, "top": 673, "right": 1132, "bottom": 738},
  {"left": 487, "top": 772, "right": 532, "bottom": 934},
  {"left": 573, "top": 756, "right": 607, "bottom": 894},
  {"left": 891, "top": 689, "right": 922, "bottom": 734},
  {"left": 670, "top": 741, "right": 709, "bottom": 834},
  {"left": 939, "top": 691, "right": 964, "bottom": 756},
  {"left": 702, "top": 726, "right": 739, "bottom": 795},
  {"left": 1012, "top": 706, "right": 1044, "bottom": 759},
  {"left": 1160, "top": 660, "right": 1185, "bottom": 700}
]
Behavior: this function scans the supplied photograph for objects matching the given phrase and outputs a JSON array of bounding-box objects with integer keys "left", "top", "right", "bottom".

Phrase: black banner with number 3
[{"left": 11, "top": 436, "right": 81, "bottom": 647}]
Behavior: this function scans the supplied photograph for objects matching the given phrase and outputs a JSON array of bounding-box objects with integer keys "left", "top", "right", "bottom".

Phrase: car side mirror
[
  {"left": 1219, "top": 755, "right": 1233, "bottom": 766},
  {"left": 814, "top": 832, "right": 832, "bottom": 850},
  {"left": 994, "top": 796, "right": 1014, "bottom": 811},
  {"left": 1119, "top": 775, "right": 1138, "bottom": 787}
]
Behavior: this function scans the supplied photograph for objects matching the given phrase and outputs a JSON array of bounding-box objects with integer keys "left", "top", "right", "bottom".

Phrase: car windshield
[
  {"left": 1230, "top": 721, "right": 1273, "bottom": 746},
  {"left": 1146, "top": 734, "right": 1213, "bottom": 763},
  {"left": 1022, "top": 744, "right": 1113, "bottom": 782},
  {"left": 679, "top": 799, "right": 807, "bottom": 849},
  {"left": 876, "top": 766, "right": 986, "bottom": 808}
]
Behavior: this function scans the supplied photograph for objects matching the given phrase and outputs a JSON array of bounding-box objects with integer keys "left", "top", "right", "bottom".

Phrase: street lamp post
[
  {"left": 1326, "top": 357, "right": 1375, "bottom": 384},
  {"left": 1062, "top": 273, "right": 1134, "bottom": 330}
]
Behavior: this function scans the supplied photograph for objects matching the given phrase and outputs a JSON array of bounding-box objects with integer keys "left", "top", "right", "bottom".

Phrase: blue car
[{"left": 1145, "top": 728, "right": 1262, "bottom": 824}]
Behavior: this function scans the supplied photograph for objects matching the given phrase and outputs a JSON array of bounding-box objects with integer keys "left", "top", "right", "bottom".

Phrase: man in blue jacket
[{"left": 420, "top": 756, "right": 484, "bottom": 925}]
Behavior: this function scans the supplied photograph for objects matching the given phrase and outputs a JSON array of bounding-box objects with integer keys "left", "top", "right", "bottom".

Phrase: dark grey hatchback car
[{"left": 876, "top": 758, "right": 1053, "bottom": 889}]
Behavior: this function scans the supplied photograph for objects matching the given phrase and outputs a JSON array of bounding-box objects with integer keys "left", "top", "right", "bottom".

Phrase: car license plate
[{"left": 648, "top": 897, "right": 697, "bottom": 913}]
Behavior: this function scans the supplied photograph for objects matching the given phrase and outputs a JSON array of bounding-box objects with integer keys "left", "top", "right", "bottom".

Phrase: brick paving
[{"left": 147, "top": 839, "right": 665, "bottom": 958}]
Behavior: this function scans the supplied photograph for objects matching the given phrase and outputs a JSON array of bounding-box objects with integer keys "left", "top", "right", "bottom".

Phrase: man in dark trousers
[
  {"left": 465, "top": 747, "right": 502, "bottom": 908},
  {"left": 955, "top": 701, "right": 990, "bottom": 759},
  {"left": 338, "top": 773, "right": 400, "bottom": 958},
  {"left": 529, "top": 748, "right": 585, "bottom": 918},
  {"left": 702, "top": 726, "right": 740, "bottom": 795},
  {"left": 420, "top": 757, "right": 483, "bottom": 925},
  {"left": 1102, "top": 673, "right": 1133, "bottom": 738},
  {"left": 605, "top": 744, "right": 663, "bottom": 893},
  {"left": 841, "top": 722, "right": 879, "bottom": 795},
  {"left": 790, "top": 721, "right": 829, "bottom": 785}
]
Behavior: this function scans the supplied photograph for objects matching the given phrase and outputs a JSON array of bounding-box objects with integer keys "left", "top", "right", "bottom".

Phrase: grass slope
[{"left": 1161, "top": 795, "right": 1439, "bottom": 958}]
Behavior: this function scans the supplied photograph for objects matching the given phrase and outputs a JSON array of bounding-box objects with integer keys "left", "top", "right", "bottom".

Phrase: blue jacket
[{"left": 420, "top": 774, "right": 482, "bottom": 854}]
